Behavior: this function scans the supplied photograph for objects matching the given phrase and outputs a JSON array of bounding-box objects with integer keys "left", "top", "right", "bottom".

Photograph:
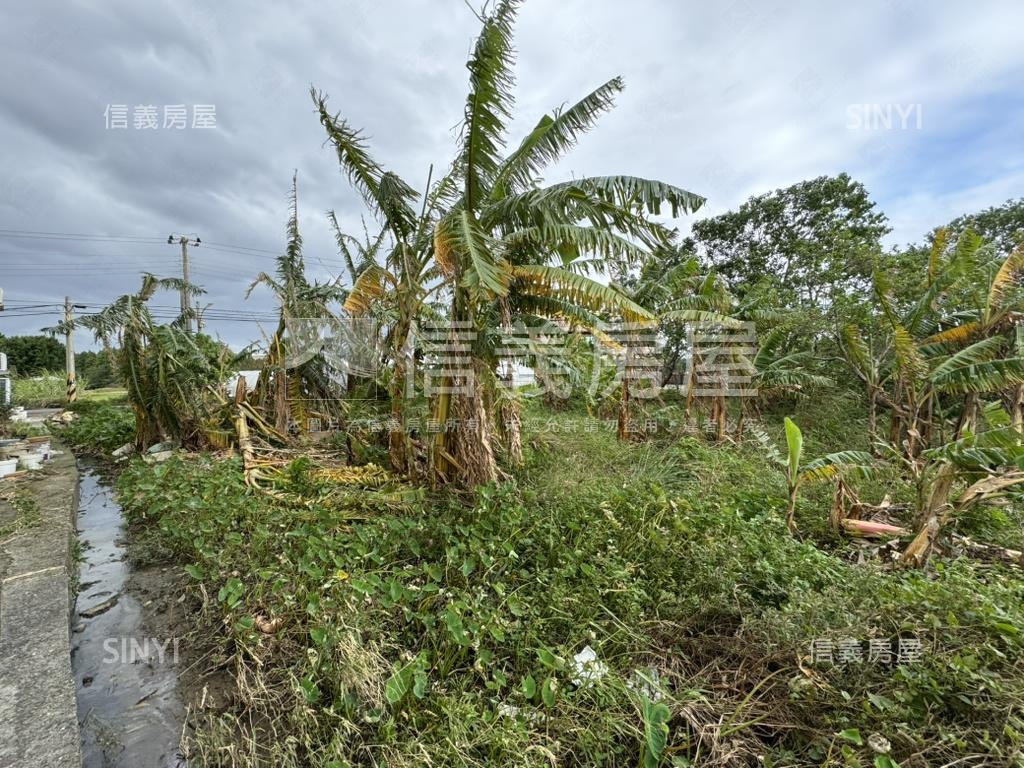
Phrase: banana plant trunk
[
  {"left": 499, "top": 360, "right": 523, "bottom": 466},
  {"left": 452, "top": 358, "right": 499, "bottom": 486},
  {"left": 502, "top": 398, "right": 523, "bottom": 465},
  {"left": 953, "top": 393, "right": 978, "bottom": 439},
  {"left": 617, "top": 377, "right": 631, "bottom": 441},
  {"left": 685, "top": 351, "right": 699, "bottom": 421},
  {"left": 1013, "top": 384, "right": 1024, "bottom": 432},
  {"left": 902, "top": 463, "right": 956, "bottom": 566},
  {"left": 131, "top": 404, "right": 162, "bottom": 451},
  {"left": 867, "top": 390, "right": 879, "bottom": 455},
  {"left": 389, "top": 311, "right": 413, "bottom": 475},
  {"left": 274, "top": 368, "right": 289, "bottom": 434},
  {"left": 785, "top": 483, "right": 799, "bottom": 536},
  {"left": 430, "top": 289, "right": 498, "bottom": 486},
  {"left": 715, "top": 393, "right": 727, "bottom": 442}
]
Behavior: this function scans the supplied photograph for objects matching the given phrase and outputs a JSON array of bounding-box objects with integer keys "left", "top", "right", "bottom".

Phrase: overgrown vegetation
[
  {"left": 111, "top": 400, "right": 1024, "bottom": 767},
  {"left": 58, "top": 401, "right": 134, "bottom": 456},
  {"left": 50, "top": 3, "right": 1024, "bottom": 766},
  {"left": 0, "top": 485, "right": 42, "bottom": 540}
]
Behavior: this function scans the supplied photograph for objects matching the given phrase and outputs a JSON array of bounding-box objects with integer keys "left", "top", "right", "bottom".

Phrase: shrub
[{"left": 57, "top": 402, "right": 134, "bottom": 455}]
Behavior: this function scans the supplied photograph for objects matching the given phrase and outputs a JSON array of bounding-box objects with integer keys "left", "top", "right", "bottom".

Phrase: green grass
[
  {"left": 78, "top": 387, "right": 128, "bottom": 405},
  {"left": 102, "top": 397, "right": 1024, "bottom": 768},
  {"left": 11, "top": 373, "right": 77, "bottom": 408},
  {"left": 0, "top": 486, "right": 42, "bottom": 540}
]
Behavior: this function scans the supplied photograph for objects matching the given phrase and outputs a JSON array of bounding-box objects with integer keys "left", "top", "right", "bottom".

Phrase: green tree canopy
[
  {"left": 0, "top": 334, "right": 65, "bottom": 375},
  {"left": 691, "top": 173, "right": 890, "bottom": 309},
  {"left": 943, "top": 197, "right": 1024, "bottom": 255}
]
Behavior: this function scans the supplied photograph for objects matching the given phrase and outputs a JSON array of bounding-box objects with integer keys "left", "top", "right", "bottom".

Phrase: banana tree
[
  {"left": 247, "top": 175, "right": 349, "bottom": 435},
  {"left": 839, "top": 322, "right": 891, "bottom": 450},
  {"left": 311, "top": 106, "right": 455, "bottom": 471},
  {"left": 859, "top": 231, "right": 1024, "bottom": 459},
  {"left": 607, "top": 250, "right": 742, "bottom": 439},
  {"left": 899, "top": 402, "right": 1024, "bottom": 567},
  {"left": 315, "top": 0, "right": 705, "bottom": 486},
  {"left": 763, "top": 418, "right": 873, "bottom": 535},
  {"left": 922, "top": 236, "right": 1024, "bottom": 433},
  {"left": 73, "top": 275, "right": 240, "bottom": 450},
  {"left": 644, "top": 270, "right": 738, "bottom": 438},
  {"left": 752, "top": 326, "right": 833, "bottom": 400}
]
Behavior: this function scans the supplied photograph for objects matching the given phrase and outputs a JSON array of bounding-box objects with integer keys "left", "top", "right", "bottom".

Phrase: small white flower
[{"left": 571, "top": 645, "right": 609, "bottom": 686}]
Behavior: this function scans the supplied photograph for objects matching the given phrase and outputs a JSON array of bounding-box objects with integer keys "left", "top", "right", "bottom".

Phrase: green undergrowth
[
  {"left": 57, "top": 401, "right": 135, "bottom": 456},
  {"left": 109, "top": 403, "right": 1024, "bottom": 767},
  {"left": 11, "top": 372, "right": 88, "bottom": 408}
]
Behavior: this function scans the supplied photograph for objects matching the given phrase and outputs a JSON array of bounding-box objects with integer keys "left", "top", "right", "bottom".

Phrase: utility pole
[
  {"left": 168, "top": 233, "right": 200, "bottom": 332},
  {"left": 64, "top": 296, "right": 77, "bottom": 403}
]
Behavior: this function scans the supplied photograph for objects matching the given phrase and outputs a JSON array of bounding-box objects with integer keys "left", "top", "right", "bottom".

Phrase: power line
[
  {"left": 0, "top": 311, "right": 65, "bottom": 318},
  {"left": 0, "top": 228, "right": 164, "bottom": 238},
  {"left": 2, "top": 261, "right": 179, "bottom": 267},
  {"left": 0, "top": 250, "right": 178, "bottom": 259},
  {"left": 0, "top": 232, "right": 165, "bottom": 244},
  {"left": 0, "top": 229, "right": 285, "bottom": 260},
  {"left": 202, "top": 240, "right": 279, "bottom": 255},
  {"left": 192, "top": 244, "right": 284, "bottom": 262}
]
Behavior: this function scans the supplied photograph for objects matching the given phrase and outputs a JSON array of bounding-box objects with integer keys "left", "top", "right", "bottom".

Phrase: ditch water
[{"left": 71, "top": 461, "right": 187, "bottom": 767}]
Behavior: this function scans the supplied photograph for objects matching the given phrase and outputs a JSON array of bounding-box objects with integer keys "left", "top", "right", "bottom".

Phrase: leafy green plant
[
  {"left": 761, "top": 417, "right": 873, "bottom": 535},
  {"left": 112, "top": 409, "right": 1024, "bottom": 766},
  {"left": 640, "top": 695, "right": 671, "bottom": 768},
  {"left": 57, "top": 403, "right": 134, "bottom": 455}
]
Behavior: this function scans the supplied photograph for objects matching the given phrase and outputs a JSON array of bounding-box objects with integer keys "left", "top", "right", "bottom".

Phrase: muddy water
[{"left": 72, "top": 462, "right": 187, "bottom": 768}]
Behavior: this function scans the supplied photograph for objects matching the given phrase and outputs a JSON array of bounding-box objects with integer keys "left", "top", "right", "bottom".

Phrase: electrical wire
[
  {"left": 0, "top": 229, "right": 282, "bottom": 259},
  {"left": 0, "top": 228, "right": 343, "bottom": 330}
]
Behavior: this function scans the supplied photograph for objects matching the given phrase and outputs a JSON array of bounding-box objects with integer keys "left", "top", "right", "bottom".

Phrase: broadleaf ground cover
[{"left": 68, "top": 398, "right": 1024, "bottom": 767}]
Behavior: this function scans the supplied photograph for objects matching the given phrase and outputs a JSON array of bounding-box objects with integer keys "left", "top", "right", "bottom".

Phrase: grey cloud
[{"left": 1, "top": 0, "right": 1023, "bottom": 348}]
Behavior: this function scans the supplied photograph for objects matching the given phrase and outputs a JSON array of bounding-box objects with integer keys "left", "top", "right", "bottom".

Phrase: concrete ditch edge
[{"left": 0, "top": 448, "right": 81, "bottom": 768}]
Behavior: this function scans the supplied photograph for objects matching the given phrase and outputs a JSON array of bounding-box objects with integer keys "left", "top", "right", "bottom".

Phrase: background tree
[
  {"left": 944, "top": 197, "right": 1024, "bottom": 255},
  {"left": 0, "top": 334, "right": 65, "bottom": 375},
  {"left": 691, "top": 173, "right": 890, "bottom": 311},
  {"left": 74, "top": 350, "right": 116, "bottom": 388}
]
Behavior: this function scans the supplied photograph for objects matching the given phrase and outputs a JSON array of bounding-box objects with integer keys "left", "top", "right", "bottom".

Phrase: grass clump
[
  {"left": 11, "top": 372, "right": 89, "bottom": 408},
  {"left": 0, "top": 486, "right": 42, "bottom": 540}
]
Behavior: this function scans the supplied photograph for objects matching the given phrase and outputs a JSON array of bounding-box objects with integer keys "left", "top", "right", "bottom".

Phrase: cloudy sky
[{"left": 1, "top": 0, "right": 1023, "bottom": 350}]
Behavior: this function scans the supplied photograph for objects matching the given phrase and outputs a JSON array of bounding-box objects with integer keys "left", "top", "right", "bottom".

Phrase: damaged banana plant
[
  {"left": 315, "top": 0, "right": 704, "bottom": 487},
  {"left": 247, "top": 174, "right": 350, "bottom": 439},
  {"left": 897, "top": 401, "right": 1024, "bottom": 567},
  {"left": 68, "top": 274, "right": 248, "bottom": 451}
]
